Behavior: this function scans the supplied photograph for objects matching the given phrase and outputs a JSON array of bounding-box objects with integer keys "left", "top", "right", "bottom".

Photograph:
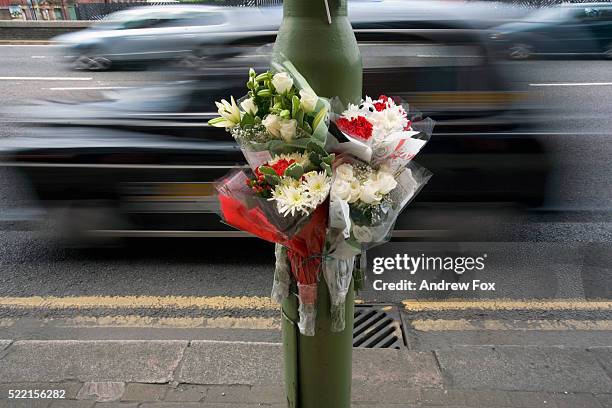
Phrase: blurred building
[{"left": 1, "top": 0, "right": 281, "bottom": 20}]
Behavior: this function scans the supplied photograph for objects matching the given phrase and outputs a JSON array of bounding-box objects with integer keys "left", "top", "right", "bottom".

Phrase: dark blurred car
[
  {"left": 0, "top": 4, "right": 550, "bottom": 240},
  {"left": 490, "top": 3, "right": 612, "bottom": 59}
]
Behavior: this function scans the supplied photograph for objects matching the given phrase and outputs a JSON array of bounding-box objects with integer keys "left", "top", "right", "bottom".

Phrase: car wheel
[
  {"left": 73, "top": 55, "right": 112, "bottom": 71},
  {"left": 508, "top": 44, "right": 532, "bottom": 60},
  {"left": 604, "top": 43, "right": 612, "bottom": 59}
]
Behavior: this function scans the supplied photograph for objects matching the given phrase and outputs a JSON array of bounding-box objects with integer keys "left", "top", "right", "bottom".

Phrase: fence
[{"left": 75, "top": 0, "right": 282, "bottom": 20}]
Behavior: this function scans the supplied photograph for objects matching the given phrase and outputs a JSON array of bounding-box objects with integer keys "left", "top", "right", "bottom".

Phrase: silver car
[{"left": 54, "top": 5, "right": 281, "bottom": 70}]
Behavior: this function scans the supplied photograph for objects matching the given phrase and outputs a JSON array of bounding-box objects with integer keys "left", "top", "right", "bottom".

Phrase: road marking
[
  {"left": 59, "top": 315, "right": 281, "bottom": 330},
  {"left": 46, "top": 86, "right": 132, "bottom": 91},
  {"left": 0, "top": 76, "right": 92, "bottom": 81},
  {"left": 0, "top": 296, "right": 277, "bottom": 310},
  {"left": 412, "top": 319, "right": 612, "bottom": 331},
  {"left": 403, "top": 299, "right": 612, "bottom": 311},
  {"left": 530, "top": 82, "right": 612, "bottom": 87},
  {"left": 31, "top": 55, "right": 46, "bottom": 59}
]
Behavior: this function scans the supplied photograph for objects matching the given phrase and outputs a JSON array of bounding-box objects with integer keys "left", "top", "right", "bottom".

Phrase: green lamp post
[{"left": 273, "top": 1, "right": 362, "bottom": 407}]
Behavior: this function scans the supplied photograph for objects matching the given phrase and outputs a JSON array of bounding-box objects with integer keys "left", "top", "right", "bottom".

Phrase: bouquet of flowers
[
  {"left": 211, "top": 66, "right": 434, "bottom": 335},
  {"left": 211, "top": 63, "right": 335, "bottom": 335},
  {"left": 331, "top": 95, "right": 433, "bottom": 171},
  {"left": 323, "top": 95, "right": 433, "bottom": 331}
]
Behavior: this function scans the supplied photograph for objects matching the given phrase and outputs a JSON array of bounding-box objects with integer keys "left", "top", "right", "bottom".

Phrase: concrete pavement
[{"left": 0, "top": 338, "right": 610, "bottom": 407}]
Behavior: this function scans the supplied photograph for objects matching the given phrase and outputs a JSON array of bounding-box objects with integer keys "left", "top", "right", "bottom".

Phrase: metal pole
[{"left": 274, "top": 0, "right": 362, "bottom": 406}]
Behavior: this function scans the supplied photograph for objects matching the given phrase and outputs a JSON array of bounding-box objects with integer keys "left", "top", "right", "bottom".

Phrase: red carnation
[
  {"left": 336, "top": 115, "right": 373, "bottom": 140},
  {"left": 270, "top": 158, "right": 296, "bottom": 176}
]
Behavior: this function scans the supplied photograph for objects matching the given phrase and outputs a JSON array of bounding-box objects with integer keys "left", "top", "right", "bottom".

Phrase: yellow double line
[{"left": 0, "top": 296, "right": 610, "bottom": 311}]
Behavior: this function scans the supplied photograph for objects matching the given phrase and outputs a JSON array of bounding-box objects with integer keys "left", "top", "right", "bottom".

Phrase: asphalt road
[{"left": 0, "top": 45, "right": 610, "bottom": 340}]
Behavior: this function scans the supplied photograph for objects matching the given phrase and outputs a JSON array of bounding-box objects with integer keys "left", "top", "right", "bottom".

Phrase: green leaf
[
  {"left": 312, "top": 106, "right": 328, "bottom": 132},
  {"left": 322, "top": 154, "right": 333, "bottom": 165},
  {"left": 307, "top": 141, "right": 327, "bottom": 156},
  {"left": 240, "top": 112, "right": 254, "bottom": 127},
  {"left": 258, "top": 166, "right": 277, "bottom": 176},
  {"left": 265, "top": 174, "right": 281, "bottom": 186},
  {"left": 296, "top": 109, "right": 304, "bottom": 127},
  {"left": 309, "top": 151, "right": 322, "bottom": 166},
  {"left": 321, "top": 162, "right": 332, "bottom": 176},
  {"left": 279, "top": 109, "right": 291, "bottom": 119},
  {"left": 303, "top": 122, "right": 313, "bottom": 134},
  {"left": 284, "top": 163, "right": 304, "bottom": 180},
  {"left": 291, "top": 95, "right": 300, "bottom": 118}
]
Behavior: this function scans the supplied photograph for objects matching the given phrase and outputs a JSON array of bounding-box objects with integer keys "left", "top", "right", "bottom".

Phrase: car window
[
  {"left": 161, "top": 12, "right": 226, "bottom": 27},
  {"left": 120, "top": 18, "right": 171, "bottom": 30}
]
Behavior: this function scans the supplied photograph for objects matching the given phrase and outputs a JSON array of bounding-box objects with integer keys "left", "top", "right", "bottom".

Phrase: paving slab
[
  {"left": 590, "top": 347, "right": 612, "bottom": 377},
  {"left": 178, "top": 341, "right": 283, "bottom": 385},
  {"left": 435, "top": 346, "right": 612, "bottom": 393},
  {"left": 0, "top": 340, "right": 11, "bottom": 352},
  {"left": 352, "top": 348, "right": 442, "bottom": 388},
  {"left": 0, "top": 340, "right": 187, "bottom": 384}
]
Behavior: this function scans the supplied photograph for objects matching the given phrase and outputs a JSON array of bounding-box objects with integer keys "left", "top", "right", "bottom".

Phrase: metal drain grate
[{"left": 353, "top": 304, "right": 405, "bottom": 349}]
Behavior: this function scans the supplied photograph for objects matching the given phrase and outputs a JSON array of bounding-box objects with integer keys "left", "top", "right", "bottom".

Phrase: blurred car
[
  {"left": 0, "top": 3, "right": 550, "bottom": 240},
  {"left": 490, "top": 3, "right": 612, "bottom": 59},
  {"left": 54, "top": 5, "right": 281, "bottom": 71},
  {"left": 55, "top": 0, "right": 528, "bottom": 71}
]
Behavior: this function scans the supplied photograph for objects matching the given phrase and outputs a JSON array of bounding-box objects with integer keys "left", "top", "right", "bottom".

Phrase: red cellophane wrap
[{"left": 217, "top": 172, "right": 329, "bottom": 287}]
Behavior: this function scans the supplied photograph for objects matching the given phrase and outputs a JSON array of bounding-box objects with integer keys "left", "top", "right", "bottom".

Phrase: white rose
[
  {"left": 240, "top": 98, "right": 258, "bottom": 115},
  {"left": 348, "top": 180, "right": 361, "bottom": 203},
  {"left": 272, "top": 72, "right": 294, "bottom": 94},
  {"left": 335, "top": 163, "right": 354, "bottom": 181},
  {"left": 299, "top": 88, "right": 318, "bottom": 113},
  {"left": 352, "top": 224, "right": 373, "bottom": 243},
  {"left": 331, "top": 179, "right": 352, "bottom": 201},
  {"left": 262, "top": 114, "right": 281, "bottom": 138},
  {"left": 279, "top": 119, "right": 297, "bottom": 142},
  {"left": 359, "top": 180, "right": 381, "bottom": 204},
  {"left": 374, "top": 171, "right": 398, "bottom": 195}
]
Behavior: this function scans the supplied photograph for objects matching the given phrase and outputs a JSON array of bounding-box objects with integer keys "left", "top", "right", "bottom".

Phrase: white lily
[{"left": 211, "top": 96, "right": 241, "bottom": 128}]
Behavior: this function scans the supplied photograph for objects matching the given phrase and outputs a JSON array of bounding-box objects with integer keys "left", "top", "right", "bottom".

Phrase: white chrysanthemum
[
  {"left": 369, "top": 105, "right": 409, "bottom": 139},
  {"left": 269, "top": 152, "right": 310, "bottom": 167},
  {"left": 302, "top": 171, "right": 331, "bottom": 204},
  {"left": 270, "top": 184, "right": 310, "bottom": 217},
  {"left": 341, "top": 103, "right": 361, "bottom": 119}
]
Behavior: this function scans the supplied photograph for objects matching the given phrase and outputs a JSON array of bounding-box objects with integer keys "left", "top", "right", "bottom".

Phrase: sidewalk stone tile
[
  {"left": 464, "top": 390, "right": 512, "bottom": 407},
  {"left": 121, "top": 383, "right": 167, "bottom": 401},
  {"left": 505, "top": 391, "right": 557, "bottom": 408},
  {"left": 250, "top": 385, "right": 285, "bottom": 403},
  {"left": 596, "top": 394, "right": 612, "bottom": 408},
  {"left": 421, "top": 389, "right": 468, "bottom": 405},
  {"left": 93, "top": 404, "right": 139, "bottom": 408},
  {"left": 0, "top": 340, "right": 11, "bottom": 353},
  {"left": 77, "top": 382, "right": 125, "bottom": 402},
  {"left": 204, "top": 384, "right": 252, "bottom": 402},
  {"left": 0, "top": 340, "right": 188, "bottom": 383},
  {"left": 436, "top": 347, "right": 612, "bottom": 393},
  {"left": 178, "top": 341, "right": 282, "bottom": 385},
  {"left": 49, "top": 401, "right": 95, "bottom": 408},
  {"left": 551, "top": 393, "right": 604, "bottom": 408},
  {"left": 0, "top": 382, "right": 83, "bottom": 399},
  {"left": 353, "top": 349, "right": 442, "bottom": 388},
  {"left": 590, "top": 348, "right": 612, "bottom": 377},
  {"left": 353, "top": 384, "right": 419, "bottom": 403},
  {"left": 164, "top": 384, "right": 207, "bottom": 402},
  {"left": 0, "top": 400, "right": 51, "bottom": 408}
]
